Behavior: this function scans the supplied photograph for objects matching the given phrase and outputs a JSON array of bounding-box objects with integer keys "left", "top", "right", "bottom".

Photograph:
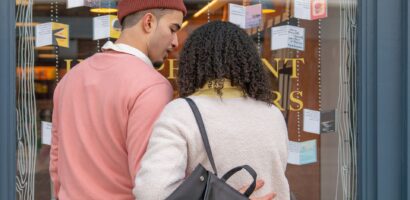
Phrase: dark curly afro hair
[{"left": 177, "top": 20, "right": 273, "bottom": 104}]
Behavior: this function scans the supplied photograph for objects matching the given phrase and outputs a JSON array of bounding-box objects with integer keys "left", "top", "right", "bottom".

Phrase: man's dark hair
[{"left": 177, "top": 21, "right": 274, "bottom": 104}]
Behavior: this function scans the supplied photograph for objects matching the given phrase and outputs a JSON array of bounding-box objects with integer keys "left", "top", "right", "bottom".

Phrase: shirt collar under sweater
[
  {"left": 192, "top": 80, "right": 245, "bottom": 98},
  {"left": 102, "top": 41, "right": 153, "bottom": 67}
]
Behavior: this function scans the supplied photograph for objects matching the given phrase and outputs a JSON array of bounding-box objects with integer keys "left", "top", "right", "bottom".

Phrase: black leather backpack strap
[{"left": 184, "top": 97, "right": 218, "bottom": 176}]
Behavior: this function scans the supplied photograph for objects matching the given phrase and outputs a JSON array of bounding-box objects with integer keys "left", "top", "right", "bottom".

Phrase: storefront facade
[{"left": 0, "top": 0, "right": 409, "bottom": 199}]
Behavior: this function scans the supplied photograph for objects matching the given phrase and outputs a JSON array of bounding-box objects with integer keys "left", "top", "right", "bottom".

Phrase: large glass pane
[{"left": 15, "top": 0, "right": 358, "bottom": 199}]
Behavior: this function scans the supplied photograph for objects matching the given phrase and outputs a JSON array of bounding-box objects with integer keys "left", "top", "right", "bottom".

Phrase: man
[{"left": 50, "top": 0, "right": 275, "bottom": 199}]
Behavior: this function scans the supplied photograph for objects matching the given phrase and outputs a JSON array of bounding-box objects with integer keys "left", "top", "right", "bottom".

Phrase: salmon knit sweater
[{"left": 50, "top": 51, "right": 173, "bottom": 200}]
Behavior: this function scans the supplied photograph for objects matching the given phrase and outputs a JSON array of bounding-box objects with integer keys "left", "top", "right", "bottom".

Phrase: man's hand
[{"left": 239, "top": 180, "right": 277, "bottom": 200}]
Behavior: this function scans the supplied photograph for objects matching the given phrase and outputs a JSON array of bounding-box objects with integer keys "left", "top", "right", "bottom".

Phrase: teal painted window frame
[
  {"left": 0, "top": 0, "right": 16, "bottom": 199},
  {"left": 358, "top": 0, "right": 410, "bottom": 199}
]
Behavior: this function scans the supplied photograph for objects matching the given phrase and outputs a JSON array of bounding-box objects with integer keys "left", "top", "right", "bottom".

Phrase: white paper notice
[
  {"left": 303, "top": 109, "right": 321, "bottom": 134},
  {"left": 294, "top": 0, "right": 311, "bottom": 20},
  {"left": 67, "top": 0, "right": 84, "bottom": 9},
  {"left": 229, "top": 3, "right": 262, "bottom": 29},
  {"left": 35, "top": 23, "right": 52, "bottom": 48},
  {"left": 288, "top": 141, "right": 300, "bottom": 165},
  {"left": 93, "top": 15, "right": 110, "bottom": 40},
  {"left": 41, "top": 121, "right": 52, "bottom": 145},
  {"left": 36, "top": 22, "right": 70, "bottom": 48},
  {"left": 229, "top": 4, "right": 246, "bottom": 28},
  {"left": 294, "top": 0, "right": 328, "bottom": 20},
  {"left": 288, "top": 140, "right": 317, "bottom": 165},
  {"left": 245, "top": 4, "right": 262, "bottom": 29},
  {"left": 271, "top": 26, "right": 289, "bottom": 50},
  {"left": 271, "top": 25, "right": 305, "bottom": 51},
  {"left": 67, "top": 0, "right": 93, "bottom": 9}
]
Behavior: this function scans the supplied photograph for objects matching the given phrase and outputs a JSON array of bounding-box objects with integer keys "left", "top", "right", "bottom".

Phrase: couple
[{"left": 50, "top": 0, "right": 289, "bottom": 200}]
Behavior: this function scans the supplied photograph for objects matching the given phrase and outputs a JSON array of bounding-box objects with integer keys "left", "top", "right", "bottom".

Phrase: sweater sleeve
[
  {"left": 133, "top": 101, "right": 189, "bottom": 200},
  {"left": 50, "top": 85, "right": 61, "bottom": 198},
  {"left": 126, "top": 82, "right": 173, "bottom": 181},
  {"left": 272, "top": 105, "right": 289, "bottom": 172}
]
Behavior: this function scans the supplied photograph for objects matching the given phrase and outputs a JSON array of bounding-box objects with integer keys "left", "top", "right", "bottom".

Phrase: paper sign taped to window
[
  {"left": 294, "top": 0, "right": 328, "bottom": 20},
  {"left": 93, "top": 15, "right": 121, "bottom": 40},
  {"left": 67, "top": 0, "right": 93, "bottom": 9},
  {"left": 41, "top": 121, "right": 52, "bottom": 145},
  {"left": 288, "top": 139, "right": 317, "bottom": 165},
  {"left": 303, "top": 108, "right": 321, "bottom": 134},
  {"left": 229, "top": 3, "right": 262, "bottom": 29},
  {"left": 35, "top": 23, "right": 52, "bottom": 48},
  {"left": 271, "top": 25, "right": 305, "bottom": 51},
  {"left": 35, "top": 22, "right": 69, "bottom": 48}
]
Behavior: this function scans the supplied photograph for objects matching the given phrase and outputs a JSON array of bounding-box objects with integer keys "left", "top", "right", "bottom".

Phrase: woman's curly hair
[{"left": 178, "top": 21, "right": 274, "bottom": 104}]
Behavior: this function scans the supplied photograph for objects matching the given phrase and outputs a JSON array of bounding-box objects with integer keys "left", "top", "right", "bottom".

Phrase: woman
[{"left": 134, "top": 21, "right": 290, "bottom": 200}]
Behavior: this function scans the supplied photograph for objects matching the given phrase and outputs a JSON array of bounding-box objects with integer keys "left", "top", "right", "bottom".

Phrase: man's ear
[{"left": 141, "top": 13, "right": 156, "bottom": 33}]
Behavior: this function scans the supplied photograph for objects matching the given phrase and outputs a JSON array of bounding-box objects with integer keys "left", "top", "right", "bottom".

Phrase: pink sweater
[{"left": 50, "top": 51, "right": 173, "bottom": 200}]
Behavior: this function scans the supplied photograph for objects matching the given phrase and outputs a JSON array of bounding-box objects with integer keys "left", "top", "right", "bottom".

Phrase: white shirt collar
[{"left": 101, "top": 41, "right": 153, "bottom": 67}]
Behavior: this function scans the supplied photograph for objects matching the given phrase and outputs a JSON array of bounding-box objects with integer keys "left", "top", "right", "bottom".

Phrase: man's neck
[{"left": 115, "top": 34, "right": 148, "bottom": 56}]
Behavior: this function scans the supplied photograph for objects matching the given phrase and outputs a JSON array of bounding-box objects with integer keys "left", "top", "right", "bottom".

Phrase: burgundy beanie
[{"left": 117, "top": 0, "right": 187, "bottom": 24}]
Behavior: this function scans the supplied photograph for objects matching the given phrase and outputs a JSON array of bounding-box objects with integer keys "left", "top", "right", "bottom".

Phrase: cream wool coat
[{"left": 134, "top": 86, "right": 290, "bottom": 200}]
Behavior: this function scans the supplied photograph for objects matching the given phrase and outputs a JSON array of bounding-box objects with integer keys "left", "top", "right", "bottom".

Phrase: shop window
[{"left": 15, "top": 0, "right": 358, "bottom": 199}]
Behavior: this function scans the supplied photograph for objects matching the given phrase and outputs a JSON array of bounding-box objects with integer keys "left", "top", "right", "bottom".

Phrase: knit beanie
[{"left": 117, "top": 0, "right": 187, "bottom": 25}]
